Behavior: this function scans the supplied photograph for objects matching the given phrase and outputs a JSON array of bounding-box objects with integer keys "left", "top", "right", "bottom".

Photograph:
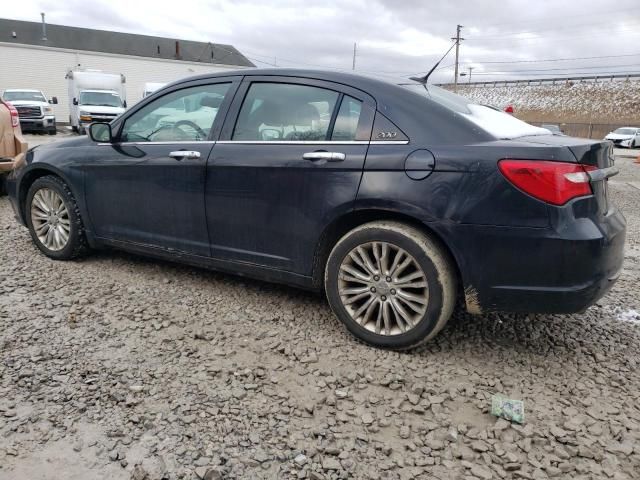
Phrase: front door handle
[
  {"left": 169, "top": 150, "right": 201, "bottom": 160},
  {"left": 302, "top": 152, "right": 346, "bottom": 162}
]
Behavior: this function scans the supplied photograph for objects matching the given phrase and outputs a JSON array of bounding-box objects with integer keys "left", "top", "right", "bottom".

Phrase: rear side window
[
  {"left": 331, "top": 96, "right": 362, "bottom": 141},
  {"left": 233, "top": 83, "right": 339, "bottom": 141}
]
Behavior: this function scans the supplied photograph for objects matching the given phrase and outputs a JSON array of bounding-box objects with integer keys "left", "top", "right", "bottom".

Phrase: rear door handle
[
  {"left": 302, "top": 152, "right": 345, "bottom": 162},
  {"left": 169, "top": 150, "right": 201, "bottom": 160}
]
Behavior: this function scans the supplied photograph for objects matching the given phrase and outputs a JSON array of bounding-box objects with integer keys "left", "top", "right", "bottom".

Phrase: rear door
[{"left": 205, "top": 76, "right": 375, "bottom": 274}]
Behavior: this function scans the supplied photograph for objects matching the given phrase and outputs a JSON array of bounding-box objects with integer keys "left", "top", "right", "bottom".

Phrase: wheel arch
[
  {"left": 18, "top": 166, "right": 79, "bottom": 224},
  {"left": 312, "top": 208, "right": 464, "bottom": 300}
]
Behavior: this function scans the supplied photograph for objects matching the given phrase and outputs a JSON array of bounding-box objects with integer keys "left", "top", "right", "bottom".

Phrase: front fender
[{"left": 14, "top": 153, "right": 91, "bottom": 242}]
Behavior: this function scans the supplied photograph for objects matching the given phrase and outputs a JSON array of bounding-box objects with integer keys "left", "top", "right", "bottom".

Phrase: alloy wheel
[
  {"left": 30, "top": 188, "right": 71, "bottom": 251},
  {"left": 337, "top": 241, "right": 429, "bottom": 336}
]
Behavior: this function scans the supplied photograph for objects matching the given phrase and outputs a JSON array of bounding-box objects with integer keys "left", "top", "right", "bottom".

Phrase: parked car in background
[
  {"left": 66, "top": 70, "right": 127, "bottom": 134},
  {"left": 541, "top": 124, "right": 565, "bottom": 135},
  {"left": 1, "top": 89, "right": 58, "bottom": 135},
  {"left": 5, "top": 69, "right": 626, "bottom": 349},
  {"left": 143, "top": 82, "right": 167, "bottom": 98},
  {"left": 0, "top": 98, "right": 27, "bottom": 196},
  {"left": 605, "top": 127, "right": 640, "bottom": 148}
]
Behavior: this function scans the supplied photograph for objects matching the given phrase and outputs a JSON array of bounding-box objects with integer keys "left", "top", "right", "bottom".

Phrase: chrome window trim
[
  {"left": 96, "top": 140, "right": 409, "bottom": 146},
  {"left": 215, "top": 140, "right": 409, "bottom": 145},
  {"left": 97, "top": 141, "right": 217, "bottom": 146},
  {"left": 216, "top": 140, "right": 369, "bottom": 145}
]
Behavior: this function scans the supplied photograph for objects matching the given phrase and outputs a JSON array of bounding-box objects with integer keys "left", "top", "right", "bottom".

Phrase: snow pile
[
  {"left": 616, "top": 309, "right": 640, "bottom": 325},
  {"left": 450, "top": 80, "right": 640, "bottom": 122}
]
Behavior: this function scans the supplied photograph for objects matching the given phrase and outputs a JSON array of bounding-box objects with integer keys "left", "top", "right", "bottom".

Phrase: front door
[
  {"left": 84, "top": 80, "right": 238, "bottom": 256},
  {"left": 205, "top": 77, "right": 375, "bottom": 274}
]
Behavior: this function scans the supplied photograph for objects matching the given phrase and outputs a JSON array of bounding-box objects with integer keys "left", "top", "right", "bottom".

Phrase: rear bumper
[{"left": 445, "top": 202, "right": 626, "bottom": 315}]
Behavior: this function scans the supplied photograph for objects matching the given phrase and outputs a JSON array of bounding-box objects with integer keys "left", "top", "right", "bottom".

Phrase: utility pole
[
  {"left": 468, "top": 66, "right": 474, "bottom": 83},
  {"left": 352, "top": 42, "right": 357, "bottom": 70},
  {"left": 452, "top": 24, "right": 464, "bottom": 92}
]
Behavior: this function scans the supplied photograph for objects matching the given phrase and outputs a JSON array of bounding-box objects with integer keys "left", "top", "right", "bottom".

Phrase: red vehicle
[{"left": 0, "top": 98, "right": 27, "bottom": 195}]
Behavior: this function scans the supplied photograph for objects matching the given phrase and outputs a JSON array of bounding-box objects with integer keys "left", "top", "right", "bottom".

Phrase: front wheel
[
  {"left": 325, "top": 221, "right": 457, "bottom": 350},
  {"left": 26, "top": 175, "right": 88, "bottom": 260}
]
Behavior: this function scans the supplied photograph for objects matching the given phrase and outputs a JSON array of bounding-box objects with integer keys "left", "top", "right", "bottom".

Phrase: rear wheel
[
  {"left": 26, "top": 176, "right": 88, "bottom": 260},
  {"left": 325, "top": 221, "right": 457, "bottom": 350}
]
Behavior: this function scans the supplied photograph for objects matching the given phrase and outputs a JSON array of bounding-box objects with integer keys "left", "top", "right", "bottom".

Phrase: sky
[{"left": 5, "top": 0, "right": 640, "bottom": 84}]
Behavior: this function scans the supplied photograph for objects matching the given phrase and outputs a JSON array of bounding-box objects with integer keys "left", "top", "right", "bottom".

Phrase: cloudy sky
[{"left": 5, "top": 0, "right": 640, "bottom": 83}]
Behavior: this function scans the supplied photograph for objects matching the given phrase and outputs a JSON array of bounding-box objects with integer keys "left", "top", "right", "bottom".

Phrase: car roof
[{"left": 170, "top": 68, "right": 409, "bottom": 104}]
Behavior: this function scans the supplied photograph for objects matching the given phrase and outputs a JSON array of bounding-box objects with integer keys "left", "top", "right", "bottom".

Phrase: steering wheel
[{"left": 173, "top": 120, "right": 207, "bottom": 139}]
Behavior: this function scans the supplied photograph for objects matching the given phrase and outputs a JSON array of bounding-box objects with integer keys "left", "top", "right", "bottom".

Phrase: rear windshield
[
  {"left": 403, "top": 84, "right": 550, "bottom": 139},
  {"left": 3, "top": 91, "right": 46, "bottom": 102}
]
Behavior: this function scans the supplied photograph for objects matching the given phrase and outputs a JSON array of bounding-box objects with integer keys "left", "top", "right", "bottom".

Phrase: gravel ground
[{"left": 1, "top": 139, "right": 639, "bottom": 480}]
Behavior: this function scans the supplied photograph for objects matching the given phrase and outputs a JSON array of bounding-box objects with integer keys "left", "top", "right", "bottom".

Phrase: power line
[
  {"left": 469, "top": 19, "right": 640, "bottom": 39},
  {"left": 458, "top": 52, "right": 640, "bottom": 66},
  {"left": 468, "top": 63, "right": 640, "bottom": 74},
  {"left": 469, "top": 70, "right": 640, "bottom": 77},
  {"left": 468, "top": 27, "right": 640, "bottom": 44}
]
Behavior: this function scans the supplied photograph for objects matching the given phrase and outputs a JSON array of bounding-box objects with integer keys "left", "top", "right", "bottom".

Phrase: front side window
[
  {"left": 233, "top": 83, "right": 339, "bottom": 141},
  {"left": 331, "top": 96, "right": 362, "bottom": 141},
  {"left": 121, "top": 83, "right": 230, "bottom": 142}
]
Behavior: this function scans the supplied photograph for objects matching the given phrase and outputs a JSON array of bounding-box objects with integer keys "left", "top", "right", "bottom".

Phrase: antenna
[{"left": 409, "top": 40, "right": 457, "bottom": 87}]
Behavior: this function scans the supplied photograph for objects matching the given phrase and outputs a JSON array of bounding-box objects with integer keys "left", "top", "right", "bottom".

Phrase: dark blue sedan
[{"left": 5, "top": 69, "right": 626, "bottom": 349}]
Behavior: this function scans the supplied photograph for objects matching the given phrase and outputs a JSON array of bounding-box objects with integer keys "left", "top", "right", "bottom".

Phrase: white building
[{"left": 0, "top": 17, "right": 254, "bottom": 123}]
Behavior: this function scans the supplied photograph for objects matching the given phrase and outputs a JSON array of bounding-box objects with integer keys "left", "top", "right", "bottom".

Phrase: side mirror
[
  {"left": 89, "top": 122, "right": 113, "bottom": 143},
  {"left": 123, "top": 100, "right": 127, "bottom": 108},
  {"left": 50, "top": 97, "right": 58, "bottom": 105},
  {"left": 73, "top": 98, "right": 78, "bottom": 106}
]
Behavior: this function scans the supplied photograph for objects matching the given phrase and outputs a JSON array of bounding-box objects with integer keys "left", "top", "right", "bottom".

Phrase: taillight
[
  {"left": 5, "top": 101, "right": 19, "bottom": 128},
  {"left": 498, "top": 159, "right": 596, "bottom": 206}
]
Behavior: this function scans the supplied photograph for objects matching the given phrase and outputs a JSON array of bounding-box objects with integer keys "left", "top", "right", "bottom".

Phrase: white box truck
[{"left": 66, "top": 70, "right": 127, "bottom": 134}]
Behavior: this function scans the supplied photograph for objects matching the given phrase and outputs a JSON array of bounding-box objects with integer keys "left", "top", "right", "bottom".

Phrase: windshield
[
  {"left": 402, "top": 83, "right": 551, "bottom": 139},
  {"left": 3, "top": 91, "right": 46, "bottom": 102},
  {"left": 613, "top": 128, "right": 637, "bottom": 135},
  {"left": 79, "top": 91, "right": 123, "bottom": 107}
]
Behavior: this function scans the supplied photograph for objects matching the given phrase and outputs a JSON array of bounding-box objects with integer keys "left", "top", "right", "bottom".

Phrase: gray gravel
[{"left": 1, "top": 146, "right": 639, "bottom": 479}]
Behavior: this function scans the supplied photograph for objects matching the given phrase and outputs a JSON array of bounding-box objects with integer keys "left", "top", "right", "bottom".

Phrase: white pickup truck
[{"left": 1, "top": 89, "right": 58, "bottom": 135}]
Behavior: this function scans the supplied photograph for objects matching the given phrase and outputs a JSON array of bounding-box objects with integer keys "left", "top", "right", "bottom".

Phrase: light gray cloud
[{"left": 4, "top": 0, "right": 640, "bottom": 83}]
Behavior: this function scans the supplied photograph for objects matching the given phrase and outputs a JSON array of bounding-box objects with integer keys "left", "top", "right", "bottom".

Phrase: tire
[
  {"left": 48, "top": 128, "right": 57, "bottom": 135},
  {"left": 26, "top": 175, "right": 88, "bottom": 260},
  {"left": 325, "top": 221, "right": 457, "bottom": 350}
]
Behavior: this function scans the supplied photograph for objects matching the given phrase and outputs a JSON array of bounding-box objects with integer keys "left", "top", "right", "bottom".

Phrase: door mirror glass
[
  {"left": 233, "top": 83, "right": 339, "bottom": 141},
  {"left": 121, "top": 83, "right": 231, "bottom": 142},
  {"left": 89, "top": 123, "right": 112, "bottom": 143}
]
